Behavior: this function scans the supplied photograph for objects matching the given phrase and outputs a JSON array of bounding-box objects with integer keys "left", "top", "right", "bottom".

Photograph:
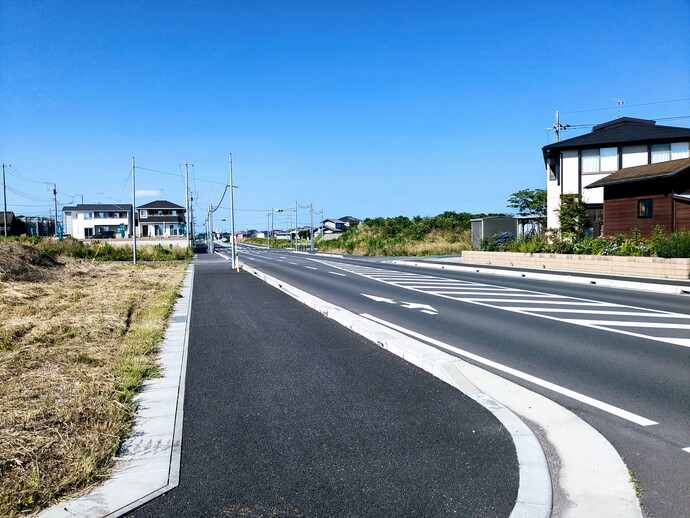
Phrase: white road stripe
[
  {"left": 455, "top": 299, "right": 608, "bottom": 305},
  {"left": 361, "top": 313, "right": 658, "bottom": 427},
  {"left": 305, "top": 266, "right": 317, "bottom": 270},
  {"left": 447, "top": 293, "right": 565, "bottom": 298},
  {"left": 329, "top": 271, "right": 347, "bottom": 277},
  {"left": 563, "top": 320, "right": 690, "bottom": 330},
  {"left": 288, "top": 262, "right": 298, "bottom": 265},
  {"left": 683, "top": 447, "right": 690, "bottom": 453},
  {"left": 510, "top": 309, "right": 687, "bottom": 317}
]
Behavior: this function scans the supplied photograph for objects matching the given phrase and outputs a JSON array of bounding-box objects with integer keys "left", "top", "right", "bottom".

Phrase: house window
[
  {"left": 651, "top": 144, "right": 671, "bottom": 164},
  {"left": 581, "top": 149, "right": 600, "bottom": 173},
  {"left": 547, "top": 157, "right": 560, "bottom": 181},
  {"left": 638, "top": 199, "right": 653, "bottom": 218},
  {"left": 671, "top": 142, "right": 690, "bottom": 160},
  {"left": 140, "top": 209, "right": 148, "bottom": 219},
  {"left": 84, "top": 212, "right": 92, "bottom": 220},
  {"left": 600, "top": 147, "right": 617, "bottom": 171}
]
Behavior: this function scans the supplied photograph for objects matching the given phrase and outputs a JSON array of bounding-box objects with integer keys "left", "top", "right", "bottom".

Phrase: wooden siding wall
[
  {"left": 676, "top": 201, "right": 690, "bottom": 231},
  {"left": 603, "top": 181, "right": 690, "bottom": 237},
  {"left": 603, "top": 194, "right": 672, "bottom": 237}
]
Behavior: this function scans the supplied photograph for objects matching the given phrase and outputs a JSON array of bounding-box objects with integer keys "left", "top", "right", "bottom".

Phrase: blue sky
[{"left": 2, "top": 0, "right": 689, "bottom": 232}]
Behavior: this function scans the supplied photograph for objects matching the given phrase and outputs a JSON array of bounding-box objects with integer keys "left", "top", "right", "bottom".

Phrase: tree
[
  {"left": 508, "top": 188, "right": 547, "bottom": 234},
  {"left": 508, "top": 188, "right": 547, "bottom": 218},
  {"left": 558, "top": 194, "right": 588, "bottom": 240}
]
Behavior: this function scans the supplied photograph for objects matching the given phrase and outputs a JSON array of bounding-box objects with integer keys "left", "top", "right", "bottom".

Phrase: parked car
[{"left": 91, "top": 230, "right": 115, "bottom": 239}]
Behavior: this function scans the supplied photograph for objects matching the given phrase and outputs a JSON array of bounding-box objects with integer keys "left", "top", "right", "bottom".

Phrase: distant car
[{"left": 91, "top": 230, "right": 115, "bottom": 239}]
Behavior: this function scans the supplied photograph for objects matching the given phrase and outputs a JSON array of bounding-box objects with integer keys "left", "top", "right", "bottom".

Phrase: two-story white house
[
  {"left": 542, "top": 117, "right": 690, "bottom": 236},
  {"left": 62, "top": 204, "right": 133, "bottom": 239},
  {"left": 136, "top": 200, "right": 186, "bottom": 238}
]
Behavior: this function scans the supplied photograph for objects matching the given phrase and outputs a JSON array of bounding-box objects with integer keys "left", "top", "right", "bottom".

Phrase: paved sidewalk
[{"left": 129, "top": 253, "right": 520, "bottom": 517}]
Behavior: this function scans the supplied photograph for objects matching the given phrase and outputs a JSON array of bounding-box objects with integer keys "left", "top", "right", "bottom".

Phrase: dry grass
[{"left": 0, "top": 243, "right": 187, "bottom": 515}]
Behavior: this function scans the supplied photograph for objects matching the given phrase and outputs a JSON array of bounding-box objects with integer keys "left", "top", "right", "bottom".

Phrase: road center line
[
  {"left": 328, "top": 271, "right": 347, "bottom": 277},
  {"left": 360, "top": 313, "right": 658, "bottom": 427}
]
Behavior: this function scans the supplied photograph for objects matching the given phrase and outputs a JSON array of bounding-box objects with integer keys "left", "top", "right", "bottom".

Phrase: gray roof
[
  {"left": 542, "top": 118, "right": 690, "bottom": 159},
  {"left": 137, "top": 200, "right": 185, "bottom": 210},
  {"left": 586, "top": 157, "right": 690, "bottom": 188},
  {"left": 62, "top": 204, "right": 132, "bottom": 212}
]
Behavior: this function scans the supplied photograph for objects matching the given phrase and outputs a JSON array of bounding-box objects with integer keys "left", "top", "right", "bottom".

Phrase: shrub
[{"left": 652, "top": 229, "right": 690, "bottom": 258}]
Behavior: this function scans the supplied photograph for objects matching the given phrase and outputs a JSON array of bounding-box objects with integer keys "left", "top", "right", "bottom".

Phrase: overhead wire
[{"left": 562, "top": 97, "right": 690, "bottom": 114}]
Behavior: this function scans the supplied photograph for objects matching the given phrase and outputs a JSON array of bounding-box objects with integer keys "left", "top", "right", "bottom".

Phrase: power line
[
  {"left": 6, "top": 165, "right": 48, "bottom": 184},
  {"left": 7, "top": 185, "right": 54, "bottom": 202},
  {"left": 562, "top": 97, "right": 690, "bottom": 115}
]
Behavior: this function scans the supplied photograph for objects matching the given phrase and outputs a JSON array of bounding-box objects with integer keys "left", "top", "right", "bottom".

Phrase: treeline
[
  {"left": 362, "top": 211, "right": 506, "bottom": 240},
  {"left": 318, "top": 211, "right": 507, "bottom": 256}
]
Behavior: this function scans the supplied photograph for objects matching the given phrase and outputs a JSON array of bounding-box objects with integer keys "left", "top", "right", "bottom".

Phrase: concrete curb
[
  {"left": 39, "top": 264, "right": 194, "bottom": 518},
  {"left": 242, "top": 263, "right": 555, "bottom": 517},
  {"left": 389, "top": 259, "right": 690, "bottom": 295}
]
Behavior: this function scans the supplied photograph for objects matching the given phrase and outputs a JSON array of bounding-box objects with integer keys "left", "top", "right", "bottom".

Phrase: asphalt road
[
  {"left": 129, "top": 252, "right": 519, "bottom": 517},
  {"left": 229, "top": 243, "right": 690, "bottom": 518}
]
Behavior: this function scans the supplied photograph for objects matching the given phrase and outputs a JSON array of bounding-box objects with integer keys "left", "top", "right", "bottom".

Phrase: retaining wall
[{"left": 461, "top": 251, "right": 690, "bottom": 280}]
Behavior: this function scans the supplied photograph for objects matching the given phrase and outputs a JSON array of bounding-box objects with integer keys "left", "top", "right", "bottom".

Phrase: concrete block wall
[{"left": 462, "top": 251, "right": 690, "bottom": 280}]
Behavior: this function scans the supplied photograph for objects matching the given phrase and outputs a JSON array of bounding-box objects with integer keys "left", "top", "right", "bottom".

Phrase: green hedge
[{"left": 480, "top": 227, "right": 690, "bottom": 258}]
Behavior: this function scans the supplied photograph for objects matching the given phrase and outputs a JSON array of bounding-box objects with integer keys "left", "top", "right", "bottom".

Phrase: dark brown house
[{"left": 586, "top": 157, "right": 690, "bottom": 237}]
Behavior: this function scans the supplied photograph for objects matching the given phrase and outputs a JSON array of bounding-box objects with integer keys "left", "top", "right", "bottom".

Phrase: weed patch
[{"left": 0, "top": 242, "right": 187, "bottom": 515}]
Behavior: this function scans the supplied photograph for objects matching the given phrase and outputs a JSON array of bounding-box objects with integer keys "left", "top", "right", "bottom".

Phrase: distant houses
[
  {"left": 323, "top": 216, "right": 361, "bottom": 234},
  {"left": 62, "top": 200, "right": 186, "bottom": 239}
]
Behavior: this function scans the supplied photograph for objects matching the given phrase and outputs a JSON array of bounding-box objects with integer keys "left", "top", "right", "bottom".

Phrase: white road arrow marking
[
  {"left": 400, "top": 302, "right": 438, "bottom": 314},
  {"left": 361, "top": 293, "right": 397, "bottom": 304},
  {"left": 360, "top": 294, "right": 438, "bottom": 314}
]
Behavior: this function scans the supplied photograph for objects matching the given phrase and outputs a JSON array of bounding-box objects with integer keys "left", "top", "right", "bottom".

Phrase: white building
[
  {"left": 62, "top": 204, "right": 133, "bottom": 239},
  {"left": 542, "top": 117, "right": 690, "bottom": 236}
]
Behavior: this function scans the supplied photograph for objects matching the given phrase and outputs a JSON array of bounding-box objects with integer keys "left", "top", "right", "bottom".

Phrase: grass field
[{"left": 0, "top": 241, "right": 187, "bottom": 516}]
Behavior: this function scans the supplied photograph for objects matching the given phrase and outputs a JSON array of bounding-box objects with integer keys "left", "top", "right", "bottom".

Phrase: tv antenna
[{"left": 612, "top": 98, "right": 625, "bottom": 117}]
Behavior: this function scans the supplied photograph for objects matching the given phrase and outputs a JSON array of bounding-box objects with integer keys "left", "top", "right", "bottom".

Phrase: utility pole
[
  {"left": 208, "top": 188, "right": 214, "bottom": 254},
  {"left": 52, "top": 183, "right": 58, "bottom": 237},
  {"left": 190, "top": 192, "right": 194, "bottom": 244},
  {"left": 294, "top": 200, "right": 298, "bottom": 251},
  {"left": 551, "top": 111, "right": 571, "bottom": 143},
  {"left": 184, "top": 162, "right": 190, "bottom": 248},
  {"left": 2, "top": 163, "right": 8, "bottom": 237},
  {"left": 132, "top": 157, "right": 137, "bottom": 264},
  {"left": 309, "top": 203, "right": 314, "bottom": 252},
  {"left": 229, "top": 153, "right": 238, "bottom": 271},
  {"left": 267, "top": 210, "right": 271, "bottom": 248}
]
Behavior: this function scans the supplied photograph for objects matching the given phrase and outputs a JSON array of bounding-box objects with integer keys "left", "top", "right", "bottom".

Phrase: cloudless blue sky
[{"left": 2, "top": 0, "right": 689, "bottom": 232}]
